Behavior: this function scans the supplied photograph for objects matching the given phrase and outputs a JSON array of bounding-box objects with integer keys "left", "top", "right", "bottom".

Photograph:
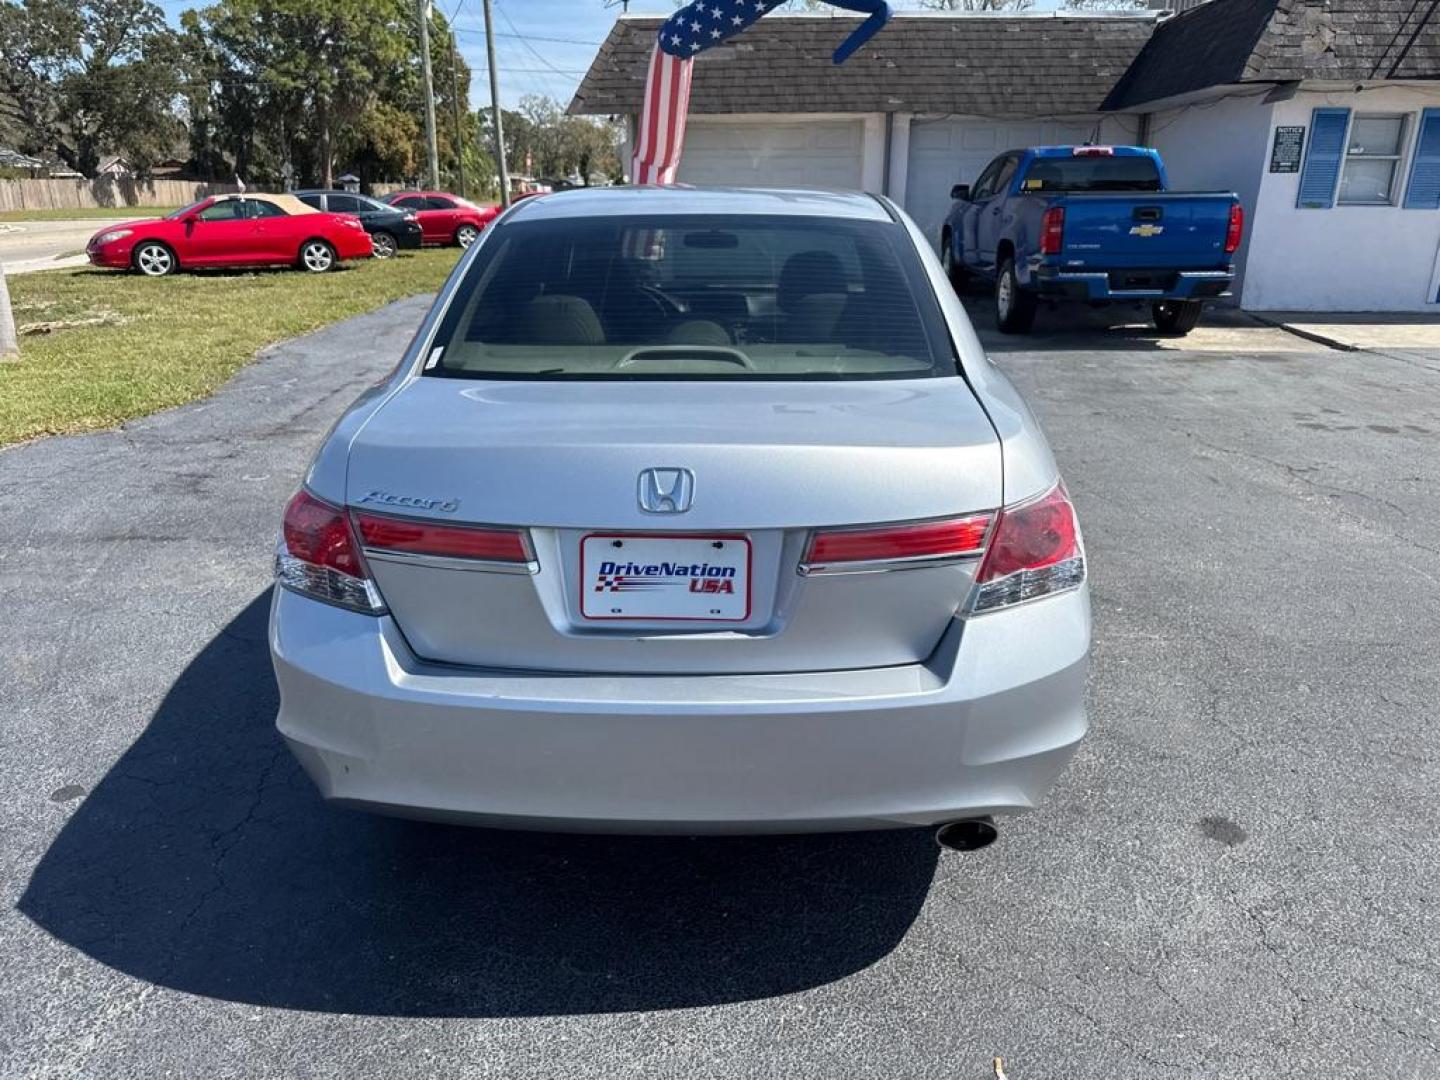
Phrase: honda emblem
[{"left": 637, "top": 467, "right": 695, "bottom": 514}]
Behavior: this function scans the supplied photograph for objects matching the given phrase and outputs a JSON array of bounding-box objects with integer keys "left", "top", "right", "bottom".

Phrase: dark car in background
[{"left": 293, "top": 190, "right": 423, "bottom": 258}]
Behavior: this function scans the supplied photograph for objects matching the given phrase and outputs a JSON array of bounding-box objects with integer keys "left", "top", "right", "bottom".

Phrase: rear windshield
[
  {"left": 1021, "top": 155, "right": 1162, "bottom": 193},
  {"left": 424, "top": 214, "right": 955, "bottom": 381}
]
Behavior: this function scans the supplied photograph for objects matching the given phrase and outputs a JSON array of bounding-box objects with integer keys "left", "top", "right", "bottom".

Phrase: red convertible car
[
  {"left": 86, "top": 194, "right": 373, "bottom": 277},
  {"left": 383, "top": 191, "right": 500, "bottom": 248}
]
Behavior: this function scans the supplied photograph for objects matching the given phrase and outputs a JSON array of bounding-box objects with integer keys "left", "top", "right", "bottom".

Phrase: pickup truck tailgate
[{"left": 1060, "top": 193, "right": 1235, "bottom": 268}]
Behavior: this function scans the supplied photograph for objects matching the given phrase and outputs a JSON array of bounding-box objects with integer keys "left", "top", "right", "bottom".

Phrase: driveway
[
  {"left": 0, "top": 218, "right": 128, "bottom": 273},
  {"left": 3, "top": 299, "right": 1437, "bottom": 1079}
]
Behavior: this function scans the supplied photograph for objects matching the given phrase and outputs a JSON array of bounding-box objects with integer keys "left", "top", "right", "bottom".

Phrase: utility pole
[
  {"left": 417, "top": 0, "right": 440, "bottom": 190},
  {"left": 449, "top": 32, "right": 467, "bottom": 198},
  {"left": 481, "top": 0, "right": 510, "bottom": 207}
]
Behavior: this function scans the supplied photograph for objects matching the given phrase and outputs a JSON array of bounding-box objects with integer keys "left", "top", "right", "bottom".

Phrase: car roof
[
  {"left": 209, "top": 192, "right": 319, "bottom": 215},
  {"left": 1026, "top": 146, "right": 1155, "bottom": 159},
  {"left": 506, "top": 186, "right": 891, "bottom": 223},
  {"left": 291, "top": 188, "right": 380, "bottom": 198}
]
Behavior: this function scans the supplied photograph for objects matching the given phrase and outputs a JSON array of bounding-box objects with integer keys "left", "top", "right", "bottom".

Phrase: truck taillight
[
  {"left": 1040, "top": 206, "right": 1065, "bottom": 255},
  {"left": 1225, "top": 203, "right": 1244, "bottom": 254},
  {"left": 964, "top": 482, "right": 1085, "bottom": 615},
  {"left": 275, "top": 490, "right": 385, "bottom": 613}
]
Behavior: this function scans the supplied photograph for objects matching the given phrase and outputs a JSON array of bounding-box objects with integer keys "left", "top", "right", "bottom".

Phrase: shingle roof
[
  {"left": 1104, "top": 0, "right": 1440, "bottom": 109},
  {"left": 569, "top": 14, "right": 1157, "bottom": 119}
]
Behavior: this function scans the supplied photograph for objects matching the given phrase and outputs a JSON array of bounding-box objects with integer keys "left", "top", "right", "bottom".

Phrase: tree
[
  {"left": 483, "top": 95, "right": 621, "bottom": 184},
  {"left": 0, "top": 0, "right": 183, "bottom": 176}
]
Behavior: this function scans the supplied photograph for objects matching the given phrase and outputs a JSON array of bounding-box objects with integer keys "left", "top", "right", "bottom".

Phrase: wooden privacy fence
[{"left": 0, "top": 177, "right": 243, "bottom": 212}]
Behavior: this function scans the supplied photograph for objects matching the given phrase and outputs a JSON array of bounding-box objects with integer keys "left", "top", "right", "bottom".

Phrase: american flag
[{"left": 631, "top": 0, "right": 890, "bottom": 186}]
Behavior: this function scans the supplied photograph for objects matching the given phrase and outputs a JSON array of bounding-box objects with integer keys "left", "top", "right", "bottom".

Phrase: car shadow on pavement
[{"left": 20, "top": 592, "right": 938, "bottom": 1017}]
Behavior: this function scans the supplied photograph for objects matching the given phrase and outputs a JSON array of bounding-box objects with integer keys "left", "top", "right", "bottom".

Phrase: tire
[
  {"left": 370, "top": 230, "right": 397, "bottom": 259},
  {"left": 994, "top": 257, "right": 1037, "bottom": 334},
  {"left": 1152, "top": 299, "right": 1203, "bottom": 336},
  {"left": 132, "top": 241, "right": 176, "bottom": 277},
  {"left": 454, "top": 223, "right": 480, "bottom": 248},
  {"left": 298, "top": 239, "right": 337, "bottom": 273},
  {"left": 940, "top": 232, "right": 967, "bottom": 291}
]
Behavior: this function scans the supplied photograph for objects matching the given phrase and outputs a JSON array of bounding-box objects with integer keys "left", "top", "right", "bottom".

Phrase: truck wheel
[
  {"left": 1152, "top": 300, "right": 1203, "bottom": 336},
  {"left": 995, "top": 258, "right": 1037, "bottom": 334},
  {"left": 941, "top": 233, "right": 967, "bottom": 291}
]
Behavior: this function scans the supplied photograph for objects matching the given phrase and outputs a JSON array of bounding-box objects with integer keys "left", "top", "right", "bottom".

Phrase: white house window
[{"left": 1339, "top": 114, "right": 1408, "bottom": 205}]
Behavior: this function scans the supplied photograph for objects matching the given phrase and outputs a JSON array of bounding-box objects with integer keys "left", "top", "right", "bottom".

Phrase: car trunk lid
[{"left": 346, "top": 378, "right": 1001, "bottom": 674}]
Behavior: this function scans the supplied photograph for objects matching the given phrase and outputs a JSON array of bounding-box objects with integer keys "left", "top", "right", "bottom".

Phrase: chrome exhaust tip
[{"left": 935, "top": 817, "right": 998, "bottom": 852}]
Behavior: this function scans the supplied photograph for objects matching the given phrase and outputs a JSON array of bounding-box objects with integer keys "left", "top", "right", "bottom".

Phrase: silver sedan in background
[{"left": 269, "top": 186, "right": 1089, "bottom": 842}]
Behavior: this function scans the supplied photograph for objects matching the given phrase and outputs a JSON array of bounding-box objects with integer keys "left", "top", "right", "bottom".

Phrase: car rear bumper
[
  {"left": 270, "top": 585, "right": 1090, "bottom": 833},
  {"left": 333, "top": 232, "right": 374, "bottom": 261},
  {"left": 367, "top": 223, "right": 423, "bottom": 249},
  {"left": 1031, "top": 267, "right": 1232, "bottom": 302}
]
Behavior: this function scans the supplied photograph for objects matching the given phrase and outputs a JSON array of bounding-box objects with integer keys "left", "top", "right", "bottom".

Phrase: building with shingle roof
[{"left": 574, "top": 3, "right": 1440, "bottom": 311}]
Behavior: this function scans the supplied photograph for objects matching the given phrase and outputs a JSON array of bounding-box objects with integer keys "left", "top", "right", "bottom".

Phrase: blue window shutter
[
  {"left": 1405, "top": 108, "right": 1440, "bottom": 209},
  {"left": 1296, "top": 108, "right": 1350, "bottom": 209}
]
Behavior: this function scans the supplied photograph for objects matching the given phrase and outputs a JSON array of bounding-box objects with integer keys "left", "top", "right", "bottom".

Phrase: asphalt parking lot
[{"left": 3, "top": 297, "right": 1437, "bottom": 1079}]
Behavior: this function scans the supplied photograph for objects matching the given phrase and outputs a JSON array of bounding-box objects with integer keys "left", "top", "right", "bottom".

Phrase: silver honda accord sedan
[{"left": 269, "top": 186, "right": 1089, "bottom": 837}]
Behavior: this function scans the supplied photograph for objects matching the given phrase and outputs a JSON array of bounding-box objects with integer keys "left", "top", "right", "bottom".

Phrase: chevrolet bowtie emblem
[{"left": 1129, "top": 223, "right": 1165, "bottom": 237}]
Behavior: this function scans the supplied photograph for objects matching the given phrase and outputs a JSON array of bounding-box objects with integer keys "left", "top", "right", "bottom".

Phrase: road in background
[
  {"left": 2, "top": 298, "right": 1437, "bottom": 1078},
  {"left": 0, "top": 218, "right": 130, "bottom": 273}
]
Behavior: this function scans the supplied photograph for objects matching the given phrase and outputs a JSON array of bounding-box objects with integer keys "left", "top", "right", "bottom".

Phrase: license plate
[{"left": 580, "top": 534, "right": 751, "bottom": 622}]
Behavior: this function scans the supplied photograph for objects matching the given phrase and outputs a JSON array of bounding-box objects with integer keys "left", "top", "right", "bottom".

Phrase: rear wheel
[
  {"left": 370, "top": 230, "right": 397, "bottom": 259},
  {"left": 454, "top": 223, "right": 479, "bottom": 248},
  {"left": 941, "top": 232, "right": 967, "bottom": 291},
  {"left": 1152, "top": 299, "right": 1203, "bottom": 336},
  {"left": 995, "top": 257, "right": 1037, "bottom": 334},
  {"left": 133, "top": 241, "right": 176, "bottom": 277},
  {"left": 299, "top": 239, "right": 336, "bottom": 273}
]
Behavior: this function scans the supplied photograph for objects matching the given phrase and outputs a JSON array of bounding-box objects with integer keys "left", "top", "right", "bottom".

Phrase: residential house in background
[
  {"left": 570, "top": 12, "right": 1152, "bottom": 246},
  {"left": 573, "top": 1, "right": 1440, "bottom": 312},
  {"left": 1104, "top": 0, "right": 1440, "bottom": 311}
]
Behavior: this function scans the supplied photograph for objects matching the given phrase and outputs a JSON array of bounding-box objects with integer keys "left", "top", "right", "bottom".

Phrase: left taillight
[
  {"left": 275, "top": 490, "right": 385, "bottom": 613},
  {"left": 1040, "top": 206, "right": 1065, "bottom": 256},
  {"left": 353, "top": 513, "right": 534, "bottom": 566}
]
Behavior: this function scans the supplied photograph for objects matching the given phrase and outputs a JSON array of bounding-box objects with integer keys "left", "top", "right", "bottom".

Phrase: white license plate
[{"left": 580, "top": 534, "right": 751, "bottom": 622}]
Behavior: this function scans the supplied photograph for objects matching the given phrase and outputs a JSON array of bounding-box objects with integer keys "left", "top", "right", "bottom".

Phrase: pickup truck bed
[
  {"left": 1030, "top": 190, "right": 1238, "bottom": 301},
  {"left": 939, "top": 146, "right": 1243, "bottom": 335}
]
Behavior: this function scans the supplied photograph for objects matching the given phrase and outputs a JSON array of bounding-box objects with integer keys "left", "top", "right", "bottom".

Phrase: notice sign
[{"left": 1271, "top": 126, "right": 1305, "bottom": 173}]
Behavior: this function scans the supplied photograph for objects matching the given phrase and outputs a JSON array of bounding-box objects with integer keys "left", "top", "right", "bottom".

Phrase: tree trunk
[
  {"left": 318, "top": 98, "right": 334, "bottom": 188},
  {"left": 0, "top": 267, "right": 19, "bottom": 363}
]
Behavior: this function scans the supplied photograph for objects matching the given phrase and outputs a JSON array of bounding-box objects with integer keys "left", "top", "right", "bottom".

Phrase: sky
[
  {"left": 154, "top": 0, "right": 1077, "bottom": 114},
  {"left": 152, "top": 0, "right": 681, "bottom": 113}
]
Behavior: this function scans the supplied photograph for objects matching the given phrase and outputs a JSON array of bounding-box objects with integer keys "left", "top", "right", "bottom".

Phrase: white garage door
[
  {"left": 904, "top": 118, "right": 1099, "bottom": 247},
  {"left": 678, "top": 119, "right": 865, "bottom": 189}
]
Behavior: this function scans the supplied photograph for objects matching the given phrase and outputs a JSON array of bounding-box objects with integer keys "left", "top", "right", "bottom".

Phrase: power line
[{"left": 451, "top": 28, "right": 604, "bottom": 46}]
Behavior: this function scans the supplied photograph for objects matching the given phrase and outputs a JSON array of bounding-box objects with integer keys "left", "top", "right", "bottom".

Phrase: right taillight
[
  {"left": 275, "top": 489, "right": 385, "bottom": 613},
  {"left": 1225, "top": 203, "right": 1244, "bottom": 254},
  {"left": 964, "top": 482, "right": 1085, "bottom": 615},
  {"left": 1040, "top": 206, "right": 1065, "bottom": 255}
]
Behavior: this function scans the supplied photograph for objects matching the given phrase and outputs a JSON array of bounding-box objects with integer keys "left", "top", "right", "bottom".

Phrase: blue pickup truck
[{"left": 939, "top": 145, "right": 1243, "bottom": 335}]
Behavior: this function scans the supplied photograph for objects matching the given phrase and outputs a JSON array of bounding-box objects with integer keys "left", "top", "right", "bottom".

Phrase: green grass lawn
[
  {"left": 0, "top": 206, "right": 183, "bottom": 222},
  {"left": 0, "top": 249, "right": 460, "bottom": 446}
]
